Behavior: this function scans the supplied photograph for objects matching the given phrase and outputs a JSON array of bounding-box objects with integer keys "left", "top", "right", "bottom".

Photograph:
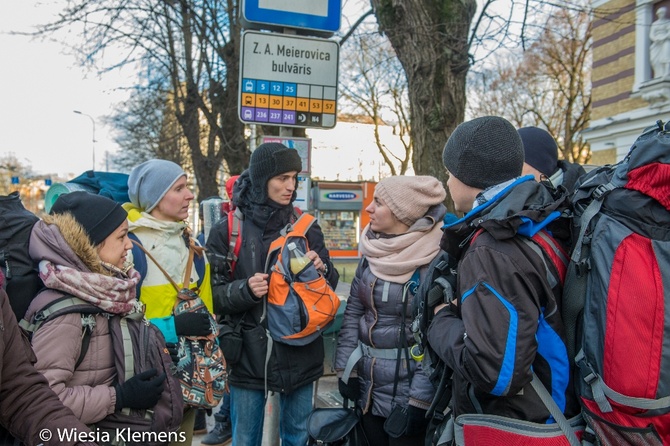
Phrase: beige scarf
[{"left": 359, "top": 221, "right": 443, "bottom": 283}]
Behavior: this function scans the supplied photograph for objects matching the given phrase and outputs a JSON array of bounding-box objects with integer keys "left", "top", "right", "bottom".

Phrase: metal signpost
[
  {"left": 238, "top": 4, "right": 342, "bottom": 444},
  {"left": 239, "top": 31, "right": 339, "bottom": 129}
]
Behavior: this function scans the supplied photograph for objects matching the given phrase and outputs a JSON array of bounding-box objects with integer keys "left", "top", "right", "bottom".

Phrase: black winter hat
[
  {"left": 442, "top": 116, "right": 524, "bottom": 189},
  {"left": 249, "top": 143, "right": 303, "bottom": 201},
  {"left": 518, "top": 126, "right": 559, "bottom": 177},
  {"left": 50, "top": 191, "right": 128, "bottom": 246}
]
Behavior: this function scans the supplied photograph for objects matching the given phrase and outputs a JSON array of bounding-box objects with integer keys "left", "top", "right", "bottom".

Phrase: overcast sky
[
  {"left": 0, "top": 0, "right": 389, "bottom": 181},
  {"left": 0, "top": 1, "right": 133, "bottom": 178}
]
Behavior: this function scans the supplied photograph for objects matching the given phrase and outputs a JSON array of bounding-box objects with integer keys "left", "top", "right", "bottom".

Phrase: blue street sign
[
  {"left": 241, "top": 0, "right": 341, "bottom": 35},
  {"left": 10, "top": 176, "right": 19, "bottom": 185}
]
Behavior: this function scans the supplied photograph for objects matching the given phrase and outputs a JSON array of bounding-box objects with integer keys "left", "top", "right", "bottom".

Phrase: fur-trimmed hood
[{"left": 30, "top": 213, "right": 109, "bottom": 275}]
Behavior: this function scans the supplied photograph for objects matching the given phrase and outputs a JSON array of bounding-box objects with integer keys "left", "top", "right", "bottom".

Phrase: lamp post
[{"left": 73, "top": 110, "right": 96, "bottom": 171}]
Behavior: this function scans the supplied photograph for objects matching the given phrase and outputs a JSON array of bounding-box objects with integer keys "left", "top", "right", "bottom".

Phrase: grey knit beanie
[
  {"left": 249, "top": 143, "right": 303, "bottom": 201},
  {"left": 50, "top": 191, "right": 128, "bottom": 246},
  {"left": 375, "top": 175, "right": 447, "bottom": 226},
  {"left": 442, "top": 116, "right": 524, "bottom": 189},
  {"left": 128, "top": 159, "right": 186, "bottom": 212}
]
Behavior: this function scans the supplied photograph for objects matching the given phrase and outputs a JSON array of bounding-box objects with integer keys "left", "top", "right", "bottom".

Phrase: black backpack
[{"left": 0, "top": 192, "right": 43, "bottom": 321}]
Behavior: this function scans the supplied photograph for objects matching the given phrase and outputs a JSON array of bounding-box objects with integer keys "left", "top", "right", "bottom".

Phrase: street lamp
[{"left": 73, "top": 110, "right": 96, "bottom": 171}]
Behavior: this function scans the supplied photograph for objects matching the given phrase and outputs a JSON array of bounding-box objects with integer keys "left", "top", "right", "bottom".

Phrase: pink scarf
[
  {"left": 359, "top": 222, "right": 443, "bottom": 283},
  {"left": 39, "top": 261, "right": 141, "bottom": 315}
]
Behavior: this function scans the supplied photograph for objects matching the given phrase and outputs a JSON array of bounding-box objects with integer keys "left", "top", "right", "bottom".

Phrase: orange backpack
[{"left": 264, "top": 213, "right": 340, "bottom": 346}]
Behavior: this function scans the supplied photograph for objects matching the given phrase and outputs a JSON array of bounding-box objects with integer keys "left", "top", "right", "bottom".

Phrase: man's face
[
  {"left": 522, "top": 162, "right": 543, "bottom": 182},
  {"left": 446, "top": 171, "right": 479, "bottom": 214},
  {"left": 267, "top": 171, "right": 298, "bottom": 205}
]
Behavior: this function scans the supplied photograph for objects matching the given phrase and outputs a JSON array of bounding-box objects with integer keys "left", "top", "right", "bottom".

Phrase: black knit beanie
[
  {"left": 518, "top": 127, "right": 559, "bottom": 177},
  {"left": 249, "top": 143, "right": 303, "bottom": 201},
  {"left": 50, "top": 191, "right": 128, "bottom": 246},
  {"left": 442, "top": 116, "right": 524, "bottom": 189}
]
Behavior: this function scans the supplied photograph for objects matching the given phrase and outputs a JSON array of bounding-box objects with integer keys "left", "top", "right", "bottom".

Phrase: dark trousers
[{"left": 361, "top": 411, "right": 425, "bottom": 446}]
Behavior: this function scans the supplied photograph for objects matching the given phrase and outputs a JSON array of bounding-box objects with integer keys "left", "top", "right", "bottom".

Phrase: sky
[
  {"left": 0, "top": 0, "right": 403, "bottom": 182},
  {"left": 0, "top": 1, "right": 134, "bottom": 178}
]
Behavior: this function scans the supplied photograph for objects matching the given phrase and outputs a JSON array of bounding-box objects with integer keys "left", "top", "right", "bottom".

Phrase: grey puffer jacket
[{"left": 334, "top": 206, "right": 446, "bottom": 418}]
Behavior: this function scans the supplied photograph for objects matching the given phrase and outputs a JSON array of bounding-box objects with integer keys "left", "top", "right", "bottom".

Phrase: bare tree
[
  {"left": 339, "top": 31, "right": 412, "bottom": 176},
  {"left": 38, "top": 0, "right": 248, "bottom": 199},
  {"left": 106, "top": 77, "right": 189, "bottom": 171},
  {"left": 469, "top": 4, "right": 592, "bottom": 163}
]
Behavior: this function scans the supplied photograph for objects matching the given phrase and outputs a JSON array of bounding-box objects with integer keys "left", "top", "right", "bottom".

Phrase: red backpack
[{"left": 562, "top": 120, "right": 670, "bottom": 445}]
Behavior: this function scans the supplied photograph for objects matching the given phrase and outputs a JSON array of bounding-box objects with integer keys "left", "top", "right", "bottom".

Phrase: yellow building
[{"left": 585, "top": 0, "right": 670, "bottom": 164}]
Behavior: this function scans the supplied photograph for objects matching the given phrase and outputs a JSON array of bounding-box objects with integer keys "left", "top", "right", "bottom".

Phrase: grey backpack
[{"left": 22, "top": 293, "right": 184, "bottom": 445}]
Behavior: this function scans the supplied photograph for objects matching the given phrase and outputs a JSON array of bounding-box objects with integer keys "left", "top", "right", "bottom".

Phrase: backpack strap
[
  {"left": 19, "top": 295, "right": 101, "bottom": 370},
  {"left": 130, "top": 232, "right": 206, "bottom": 293},
  {"left": 128, "top": 233, "right": 147, "bottom": 295},
  {"left": 563, "top": 181, "right": 618, "bottom": 363},
  {"left": 226, "top": 208, "right": 244, "bottom": 277},
  {"left": 285, "top": 212, "right": 315, "bottom": 237},
  {"left": 131, "top": 239, "right": 181, "bottom": 293},
  {"left": 117, "top": 312, "right": 145, "bottom": 383},
  {"left": 570, "top": 182, "right": 616, "bottom": 265},
  {"left": 530, "top": 373, "right": 582, "bottom": 446},
  {"left": 518, "top": 230, "right": 569, "bottom": 287}
]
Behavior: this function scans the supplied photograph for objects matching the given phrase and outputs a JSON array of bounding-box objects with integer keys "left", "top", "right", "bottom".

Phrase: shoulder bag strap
[
  {"left": 130, "top": 239, "right": 180, "bottom": 293},
  {"left": 530, "top": 373, "right": 581, "bottom": 446},
  {"left": 181, "top": 241, "right": 196, "bottom": 292}
]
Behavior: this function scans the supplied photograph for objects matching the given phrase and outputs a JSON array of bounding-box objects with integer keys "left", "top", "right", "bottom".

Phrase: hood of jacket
[
  {"left": 30, "top": 213, "right": 111, "bottom": 275},
  {"left": 441, "top": 176, "right": 569, "bottom": 260},
  {"left": 232, "top": 171, "right": 299, "bottom": 234}
]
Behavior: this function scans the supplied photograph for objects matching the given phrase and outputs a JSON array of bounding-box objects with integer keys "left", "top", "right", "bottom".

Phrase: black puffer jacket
[
  {"left": 207, "top": 171, "right": 339, "bottom": 393},
  {"left": 427, "top": 177, "right": 579, "bottom": 423}
]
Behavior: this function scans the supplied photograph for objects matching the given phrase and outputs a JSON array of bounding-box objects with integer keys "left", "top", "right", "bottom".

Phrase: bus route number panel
[{"left": 240, "top": 79, "right": 336, "bottom": 128}]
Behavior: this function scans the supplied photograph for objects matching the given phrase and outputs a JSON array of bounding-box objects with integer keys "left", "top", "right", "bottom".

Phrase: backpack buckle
[
  {"left": 583, "top": 372, "right": 598, "bottom": 385},
  {"left": 575, "top": 258, "right": 591, "bottom": 277},
  {"left": 592, "top": 185, "right": 608, "bottom": 200}
]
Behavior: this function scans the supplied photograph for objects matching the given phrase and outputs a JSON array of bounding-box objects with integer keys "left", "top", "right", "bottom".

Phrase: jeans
[
  {"left": 230, "top": 382, "right": 314, "bottom": 446},
  {"left": 214, "top": 392, "right": 231, "bottom": 420}
]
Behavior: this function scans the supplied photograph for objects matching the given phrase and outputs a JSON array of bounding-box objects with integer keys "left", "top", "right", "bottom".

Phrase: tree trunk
[
  {"left": 215, "top": 14, "right": 250, "bottom": 177},
  {"left": 370, "top": 0, "right": 476, "bottom": 212}
]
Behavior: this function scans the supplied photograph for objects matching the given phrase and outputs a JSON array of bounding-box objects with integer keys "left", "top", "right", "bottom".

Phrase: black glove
[
  {"left": 165, "top": 342, "right": 180, "bottom": 365},
  {"left": 338, "top": 377, "right": 360, "bottom": 402},
  {"left": 405, "top": 405, "right": 429, "bottom": 436},
  {"left": 115, "top": 368, "right": 166, "bottom": 410},
  {"left": 174, "top": 312, "right": 211, "bottom": 336}
]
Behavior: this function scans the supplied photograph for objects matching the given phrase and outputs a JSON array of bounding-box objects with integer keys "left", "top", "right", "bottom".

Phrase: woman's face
[
  {"left": 267, "top": 171, "right": 298, "bottom": 205},
  {"left": 365, "top": 195, "right": 409, "bottom": 235},
  {"left": 150, "top": 175, "right": 194, "bottom": 222},
  {"left": 97, "top": 220, "right": 132, "bottom": 268}
]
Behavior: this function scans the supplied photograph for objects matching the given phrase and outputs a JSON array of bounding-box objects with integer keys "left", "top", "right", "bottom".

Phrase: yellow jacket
[{"left": 125, "top": 204, "right": 213, "bottom": 342}]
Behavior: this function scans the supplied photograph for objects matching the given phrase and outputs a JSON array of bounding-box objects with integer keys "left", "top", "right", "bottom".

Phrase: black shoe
[
  {"left": 200, "top": 419, "right": 232, "bottom": 446},
  {"left": 193, "top": 409, "right": 207, "bottom": 435}
]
